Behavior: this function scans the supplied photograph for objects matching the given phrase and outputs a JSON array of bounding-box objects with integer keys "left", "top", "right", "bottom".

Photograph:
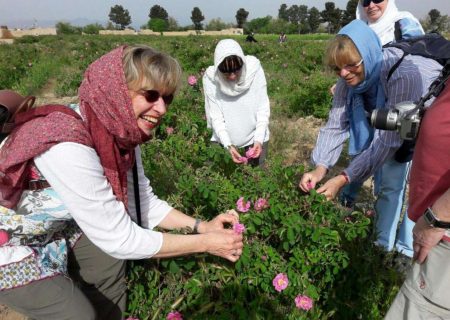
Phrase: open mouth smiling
[{"left": 140, "top": 115, "right": 158, "bottom": 124}]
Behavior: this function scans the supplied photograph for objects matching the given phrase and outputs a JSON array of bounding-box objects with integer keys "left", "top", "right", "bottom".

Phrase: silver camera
[{"left": 370, "top": 102, "right": 422, "bottom": 140}]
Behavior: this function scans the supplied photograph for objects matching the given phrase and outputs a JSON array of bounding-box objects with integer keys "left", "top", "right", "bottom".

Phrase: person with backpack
[
  {"left": 299, "top": 20, "right": 441, "bottom": 261},
  {"left": 0, "top": 45, "right": 244, "bottom": 320},
  {"left": 385, "top": 68, "right": 450, "bottom": 320},
  {"left": 336, "top": 0, "right": 425, "bottom": 264},
  {"left": 203, "top": 39, "right": 270, "bottom": 166}
]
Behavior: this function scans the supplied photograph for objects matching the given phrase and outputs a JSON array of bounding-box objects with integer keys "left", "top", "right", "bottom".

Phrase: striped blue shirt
[{"left": 312, "top": 47, "right": 442, "bottom": 182}]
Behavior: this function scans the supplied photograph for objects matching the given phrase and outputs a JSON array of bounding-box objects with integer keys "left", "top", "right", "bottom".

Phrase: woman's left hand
[
  {"left": 316, "top": 175, "right": 347, "bottom": 200},
  {"left": 199, "top": 210, "right": 240, "bottom": 233},
  {"left": 251, "top": 142, "right": 263, "bottom": 158}
]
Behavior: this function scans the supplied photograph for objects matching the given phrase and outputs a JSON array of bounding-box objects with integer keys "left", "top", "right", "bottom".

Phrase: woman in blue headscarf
[{"left": 299, "top": 20, "right": 441, "bottom": 258}]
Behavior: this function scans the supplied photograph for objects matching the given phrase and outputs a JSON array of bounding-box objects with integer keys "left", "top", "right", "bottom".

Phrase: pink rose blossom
[
  {"left": 166, "top": 127, "right": 174, "bottom": 135},
  {"left": 167, "top": 311, "right": 183, "bottom": 320},
  {"left": 254, "top": 198, "right": 269, "bottom": 211},
  {"left": 233, "top": 223, "right": 246, "bottom": 234},
  {"left": 295, "top": 295, "right": 313, "bottom": 311},
  {"left": 306, "top": 182, "right": 313, "bottom": 190},
  {"left": 236, "top": 197, "right": 251, "bottom": 213},
  {"left": 0, "top": 230, "right": 9, "bottom": 246},
  {"left": 238, "top": 156, "right": 248, "bottom": 164},
  {"left": 261, "top": 255, "right": 267, "bottom": 261},
  {"left": 125, "top": 317, "right": 139, "bottom": 320},
  {"left": 245, "top": 148, "right": 256, "bottom": 159},
  {"left": 272, "top": 273, "right": 289, "bottom": 292},
  {"left": 187, "top": 75, "right": 197, "bottom": 86},
  {"left": 365, "top": 209, "right": 375, "bottom": 218}
]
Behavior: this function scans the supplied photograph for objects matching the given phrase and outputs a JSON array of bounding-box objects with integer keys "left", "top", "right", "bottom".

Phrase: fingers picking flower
[
  {"left": 238, "top": 156, "right": 248, "bottom": 164},
  {"left": 167, "top": 311, "right": 183, "bottom": 320},
  {"left": 233, "top": 223, "right": 246, "bottom": 234},
  {"left": 272, "top": 273, "right": 289, "bottom": 292},
  {"left": 236, "top": 197, "right": 251, "bottom": 213},
  {"left": 306, "top": 182, "right": 313, "bottom": 190},
  {"left": 295, "top": 295, "right": 313, "bottom": 311},
  {"left": 187, "top": 75, "right": 197, "bottom": 86},
  {"left": 254, "top": 198, "right": 269, "bottom": 211}
]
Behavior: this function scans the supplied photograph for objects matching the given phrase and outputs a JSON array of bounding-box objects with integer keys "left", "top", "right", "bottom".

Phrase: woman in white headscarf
[
  {"left": 203, "top": 39, "right": 270, "bottom": 166},
  {"left": 356, "top": 0, "right": 424, "bottom": 45}
]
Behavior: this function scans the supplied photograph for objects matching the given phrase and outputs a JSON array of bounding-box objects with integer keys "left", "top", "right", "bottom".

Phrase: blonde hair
[
  {"left": 325, "top": 35, "right": 362, "bottom": 71},
  {"left": 122, "top": 45, "right": 182, "bottom": 95}
]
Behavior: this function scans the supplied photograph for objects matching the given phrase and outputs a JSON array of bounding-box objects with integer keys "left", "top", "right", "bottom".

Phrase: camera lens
[{"left": 371, "top": 109, "right": 398, "bottom": 131}]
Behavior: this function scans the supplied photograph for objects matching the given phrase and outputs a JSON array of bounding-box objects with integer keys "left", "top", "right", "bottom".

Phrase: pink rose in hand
[
  {"left": 272, "top": 273, "right": 289, "bottom": 292},
  {"left": 233, "top": 223, "right": 246, "bottom": 234},
  {"left": 167, "top": 311, "right": 183, "bottom": 320},
  {"left": 187, "top": 75, "right": 197, "bottom": 86},
  {"left": 245, "top": 148, "right": 257, "bottom": 159},
  {"left": 295, "top": 295, "right": 313, "bottom": 311},
  {"left": 254, "top": 198, "right": 269, "bottom": 211},
  {"left": 306, "top": 182, "right": 313, "bottom": 190},
  {"left": 236, "top": 197, "right": 251, "bottom": 213}
]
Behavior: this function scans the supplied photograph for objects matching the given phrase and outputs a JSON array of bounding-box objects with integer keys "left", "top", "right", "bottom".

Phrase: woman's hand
[
  {"left": 205, "top": 229, "right": 244, "bottom": 262},
  {"left": 299, "top": 166, "right": 327, "bottom": 192},
  {"left": 316, "top": 175, "right": 347, "bottom": 200},
  {"left": 228, "top": 146, "right": 244, "bottom": 164},
  {"left": 250, "top": 142, "right": 263, "bottom": 158},
  {"left": 200, "top": 210, "right": 240, "bottom": 233}
]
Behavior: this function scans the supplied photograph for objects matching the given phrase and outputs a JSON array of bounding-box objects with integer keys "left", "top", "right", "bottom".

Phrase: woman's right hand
[
  {"left": 205, "top": 229, "right": 244, "bottom": 262},
  {"left": 299, "top": 166, "right": 327, "bottom": 192},
  {"left": 228, "top": 146, "right": 244, "bottom": 164}
]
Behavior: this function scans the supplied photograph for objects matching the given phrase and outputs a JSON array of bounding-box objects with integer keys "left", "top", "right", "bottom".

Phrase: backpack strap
[
  {"left": 387, "top": 51, "right": 409, "bottom": 82},
  {"left": 394, "top": 20, "right": 402, "bottom": 42}
]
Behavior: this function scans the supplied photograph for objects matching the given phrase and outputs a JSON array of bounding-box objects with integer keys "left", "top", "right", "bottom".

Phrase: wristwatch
[{"left": 423, "top": 207, "right": 450, "bottom": 229}]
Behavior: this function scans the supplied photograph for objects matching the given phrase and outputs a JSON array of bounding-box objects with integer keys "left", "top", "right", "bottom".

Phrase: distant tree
[
  {"left": 321, "top": 2, "right": 342, "bottom": 33},
  {"left": 206, "top": 18, "right": 232, "bottom": 31},
  {"left": 55, "top": 22, "right": 82, "bottom": 35},
  {"left": 191, "top": 7, "right": 205, "bottom": 31},
  {"left": 278, "top": 4, "right": 289, "bottom": 21},
  {"left": 82, "top": 23, "right": 104, "bottom": 35},
  {"left": 167, "top": 17, "right": 180, "bottom": 31},
  {"left": 424, "top": 9, "right": 450, "bottom": 32},
  {"left": 287, "top": 5, "right": 300, "bottom": 25},
  {"left": 268, "top": 18, "right": 296, "bottom": 34},
  {"left": 148, "top": 18, "right": 168, "bottom": 33},
  {"left": 236, "top": 8, "right": 249, "bottom": 28},
  {"left": 298, "top": 5, "right": 309, "bottom": 33},
  {"left": 105, "top": 21, "right": 116, "bottom": 30},
  {"left": 308, "top": 7, "right": 321, "bottom": 33},
  {"left": 149, "top": 5, "right": 169, "bottom": 22},
  {"left": 342, "top": 0, "right": 358, "bottom": 26},
  {"left": 244, "top": 16, "right": 271, "bottom": 34},
  {"left": 108, "top": 5, "right": 131, "bottom": 30}
]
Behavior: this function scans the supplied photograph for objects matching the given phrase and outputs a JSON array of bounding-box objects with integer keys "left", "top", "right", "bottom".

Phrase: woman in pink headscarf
[{"left": 0, "top": 45, "right": 243, "bottom": 320}]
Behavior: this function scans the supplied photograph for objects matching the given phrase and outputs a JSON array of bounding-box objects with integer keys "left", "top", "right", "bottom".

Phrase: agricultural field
[{"left": 0, "top": 34, "right": 404, "bottom": 319}]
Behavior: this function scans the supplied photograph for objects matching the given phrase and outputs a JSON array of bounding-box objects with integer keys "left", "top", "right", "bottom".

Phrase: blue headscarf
[{"left": 338, "top": 20, "right": 385, "bottom": 155}]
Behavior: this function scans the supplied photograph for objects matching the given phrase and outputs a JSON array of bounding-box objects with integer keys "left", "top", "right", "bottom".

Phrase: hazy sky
[{"left": 1, "top": 0, "right": 449, "bottom": 29}]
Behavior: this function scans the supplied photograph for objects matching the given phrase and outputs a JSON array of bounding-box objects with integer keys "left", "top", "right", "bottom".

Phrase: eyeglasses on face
[
  {"left": 139, "top": 89, "right": 174, "bottom": 105},
  {"left": 332, "top": 59, "right": 364, "bottom": 73},
  {"left": 361, "top": 0, "right": 385, "bottom": 7}
]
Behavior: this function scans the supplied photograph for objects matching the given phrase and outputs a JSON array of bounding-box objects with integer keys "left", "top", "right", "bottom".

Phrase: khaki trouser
[
  {"left": 0, "top": 235, "right": 127, "bottom": 320},
  {"left": 385, "top": 241, "right": 450, "bottom": 319}
]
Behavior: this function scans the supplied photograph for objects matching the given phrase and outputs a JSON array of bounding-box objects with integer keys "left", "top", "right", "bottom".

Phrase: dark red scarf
[{"left": 0, "top": 46, "right": 146, "bottom": 209}]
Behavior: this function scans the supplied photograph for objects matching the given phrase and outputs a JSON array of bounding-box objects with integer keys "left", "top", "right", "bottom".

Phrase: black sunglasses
[
  {"left": 140, "top": 89, "right": 174, "bottom": 105},
  {"left": 361, "top": 0, "right": 384, "bottom": 7}
]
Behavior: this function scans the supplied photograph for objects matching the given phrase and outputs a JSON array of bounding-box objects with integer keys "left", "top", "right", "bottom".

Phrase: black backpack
[
  {"left": 383, "top": 33, "right": 450, "bottom": 162},
  {"left": 0, "top": 90, "right": 35, "bottom": 143}
]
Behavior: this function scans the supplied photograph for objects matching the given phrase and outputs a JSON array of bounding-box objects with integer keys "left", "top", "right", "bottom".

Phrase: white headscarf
[
  {"left": 204, "top": 39, "right": 261, "bottom": 97},
  {"left": 356, "top": 0, "right": 423, "bottom": 45}
]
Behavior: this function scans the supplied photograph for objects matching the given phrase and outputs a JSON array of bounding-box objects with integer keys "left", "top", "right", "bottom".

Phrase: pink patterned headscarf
[{"left": 0, "top": 46, "right": 146, "bottom": 209}]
